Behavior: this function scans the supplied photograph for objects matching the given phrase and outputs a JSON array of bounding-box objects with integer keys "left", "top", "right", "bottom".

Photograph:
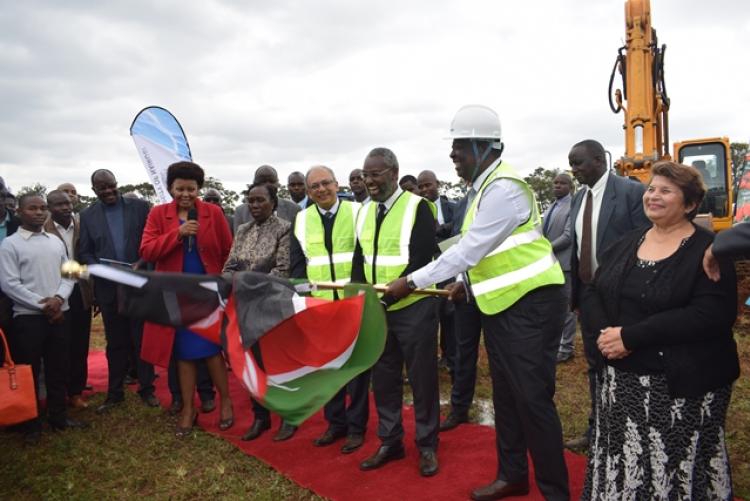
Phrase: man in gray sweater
[{"left": 0, "top": 194, "right": 88, "bottom": 444}]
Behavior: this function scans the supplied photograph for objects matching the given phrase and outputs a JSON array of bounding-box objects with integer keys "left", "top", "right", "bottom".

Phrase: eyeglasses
[
  {"left": 362, "top": 167, "right": 392, "bottom": 180},
  {"left": 308, "top": 179, "right": 335, "bottom": 191}
]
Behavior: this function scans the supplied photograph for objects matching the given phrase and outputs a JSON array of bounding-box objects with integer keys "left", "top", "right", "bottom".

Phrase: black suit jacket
[
  {"left": 570, "top": 173, "right": 649, "bottom": 308},
  {"left": 78, "top": 196, "right": 150, "bottom": 305},
  {"left": 712, "top": 221, "right": 750, "bottom": 260}
]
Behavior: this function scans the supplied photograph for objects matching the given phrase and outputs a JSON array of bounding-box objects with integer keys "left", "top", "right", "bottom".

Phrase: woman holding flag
[{"left": 140, "top": 161, "right": 235, "bottom": 437}]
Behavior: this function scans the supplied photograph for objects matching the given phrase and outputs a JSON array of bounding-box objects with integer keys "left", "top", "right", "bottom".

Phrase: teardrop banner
[{"left": 130, "top": 106, "right": 192, "bottom": 204}]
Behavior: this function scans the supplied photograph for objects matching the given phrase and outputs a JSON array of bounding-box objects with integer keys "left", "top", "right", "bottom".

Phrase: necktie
[
  {"left": 376, "top": 203, "right": 387, "bottom": 226},
  {"left": 543, "top": 201, "right": 557, "bottom": 236},
  {"left": 324, "top": 211, "right": 334, "bottom": 220},
  {"left": 578, "top": 190, "right": 594, "bottom": 284}
]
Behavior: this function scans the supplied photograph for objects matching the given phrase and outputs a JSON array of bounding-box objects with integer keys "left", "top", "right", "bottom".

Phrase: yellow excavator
[{"left": 608, "top": 0, "right": 733, "bottom": 231}]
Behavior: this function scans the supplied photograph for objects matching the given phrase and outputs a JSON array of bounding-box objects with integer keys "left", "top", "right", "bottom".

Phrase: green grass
[{"left": 2, "top": 318, "right": 749, "bottom": 499}]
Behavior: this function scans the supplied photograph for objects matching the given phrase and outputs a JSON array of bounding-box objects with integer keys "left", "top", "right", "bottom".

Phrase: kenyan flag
[
  {"left": 89, "top": 265, "right": 386, "bottom": 426},
  {"left": 224, "top": 278, "right": 386, "bottom": 425}
]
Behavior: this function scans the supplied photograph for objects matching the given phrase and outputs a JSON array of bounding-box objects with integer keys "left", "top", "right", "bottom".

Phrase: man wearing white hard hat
[{"left": 387, "top": 105, "right": 569, "bottom": 500}]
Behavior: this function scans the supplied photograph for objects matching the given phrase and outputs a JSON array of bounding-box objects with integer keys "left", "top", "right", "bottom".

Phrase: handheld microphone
[{"left": 187, "top": 207, "right": 197, "bottom": 252}]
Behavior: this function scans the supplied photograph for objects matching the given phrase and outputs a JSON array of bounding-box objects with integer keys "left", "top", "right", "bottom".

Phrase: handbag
[{"left": 0, "top": 327, "right": 38, "bottom": 426}]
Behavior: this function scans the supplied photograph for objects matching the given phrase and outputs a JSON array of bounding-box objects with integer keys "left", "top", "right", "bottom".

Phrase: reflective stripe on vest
[
  {"left": 294, "top": 200, "right": 360, "bottom": 300},
  {"left": 355, "top": 191, "right": 431, "bottom": 311},
  {"left": 462, "top": 162, "right": 563, "bottom": 315}
]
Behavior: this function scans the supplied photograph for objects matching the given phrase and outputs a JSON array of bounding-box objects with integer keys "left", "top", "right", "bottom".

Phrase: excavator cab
[{"left": 675, "top": 137, "right": 733, "bottom": 231}]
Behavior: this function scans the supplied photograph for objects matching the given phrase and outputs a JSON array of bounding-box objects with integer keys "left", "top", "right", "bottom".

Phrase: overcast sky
[{"left": 1, "top": 0, "right": 748, "bottom": 198}]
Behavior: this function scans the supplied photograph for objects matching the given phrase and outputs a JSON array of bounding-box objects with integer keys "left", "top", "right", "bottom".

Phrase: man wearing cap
[{"left": 387, "top": 105, "right": 569, "bottom": 500}]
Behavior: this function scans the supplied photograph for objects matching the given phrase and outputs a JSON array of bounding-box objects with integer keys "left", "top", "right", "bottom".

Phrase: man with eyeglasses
[
  {"left": 289, "top": 165, "right": 370, "bottom": 455},
  {"left": 78, "top": 169, "right": 159, "bottom": 413},
  {"left": 349, "top": 169, "right": 369, "bottom": 203},
  {"left": 352, "top": 147, "right": 441, "bottom": 477}
]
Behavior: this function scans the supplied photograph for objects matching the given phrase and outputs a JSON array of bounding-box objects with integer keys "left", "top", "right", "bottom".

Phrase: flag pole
[{"left": 308, "top": 281, "right": 451, "bottom": 298}]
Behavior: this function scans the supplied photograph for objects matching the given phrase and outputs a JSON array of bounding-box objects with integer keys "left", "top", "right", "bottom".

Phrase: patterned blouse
[{"left": 222, "top": 215, "right": 290, "bottom": 277}]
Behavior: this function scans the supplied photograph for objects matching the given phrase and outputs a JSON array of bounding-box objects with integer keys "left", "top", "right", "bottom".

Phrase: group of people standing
[{"left": 0, "top": 102, "right": 743, "bottom": 500}]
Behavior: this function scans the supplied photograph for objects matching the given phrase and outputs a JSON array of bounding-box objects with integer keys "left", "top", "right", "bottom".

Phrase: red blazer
[{"left": 139, "top": 198, "right": 233, "bottom": 367}]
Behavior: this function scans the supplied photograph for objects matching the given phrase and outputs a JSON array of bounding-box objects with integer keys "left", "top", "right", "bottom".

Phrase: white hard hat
[{"left": 447, "top": 104, "right": 503, "bottom": 149}]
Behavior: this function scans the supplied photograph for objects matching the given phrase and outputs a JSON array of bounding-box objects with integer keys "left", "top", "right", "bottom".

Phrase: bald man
[
  {"left": 233, "top": 165, "right": 301, "bottom": 231},
  {"left": 57, "top": 183, "right": 80, "bottom": 210}
]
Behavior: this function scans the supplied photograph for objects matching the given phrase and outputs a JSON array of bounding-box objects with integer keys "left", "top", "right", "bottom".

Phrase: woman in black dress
[{"left": 581, "top": 161, "right": 739, "bottom": 500}]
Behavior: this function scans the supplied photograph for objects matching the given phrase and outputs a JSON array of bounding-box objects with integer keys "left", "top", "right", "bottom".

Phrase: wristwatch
[{"left": 406, "top": 276, "right": 417, "bottom": 291}]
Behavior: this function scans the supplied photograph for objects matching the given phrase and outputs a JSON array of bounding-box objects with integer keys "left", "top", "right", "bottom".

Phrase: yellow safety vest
[
  {"left": 355, "top": 192, "right": 433, "bottom": 311},
  {"left": 294, "top": 200, "right": 360, "bottom": 300},
  {"left": 462, "top": 162, "right": 564, "bottom": 315}
]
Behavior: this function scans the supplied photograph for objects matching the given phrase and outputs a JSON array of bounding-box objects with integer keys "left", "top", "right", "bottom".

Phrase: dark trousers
[
  {"left": 100, "top": 302, "right": 154, "bottom": 400},
  {"left": 324, "top": 369, "right": 371, "bottom": 435},
  {"left": 482, "top": 286, "right": 569, "bottom": 501},
  {"left": 373, "top": 297, "right": 440, "bottom": 452},
  {"left": 437, "top": 294, "right": 456, "bottom": 372},
  {"left": 10, "top": 314, "right": 69, "bottom": 431},
  {"left": 67, "top": 285, "right": 92, "bottom": 396},
  {"left": 577, "top": 287, "right": 604, "bottom": 436},
  {"left": 167, "top": 355, "right": 215, "bottom": 404},
  {"left": 449, "top": 299, "right": 482, "bottom": 418}
]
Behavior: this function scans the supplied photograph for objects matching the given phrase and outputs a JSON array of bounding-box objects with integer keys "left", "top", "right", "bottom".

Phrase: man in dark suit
[
  {"left": 45, "top": 190, "right": 93, "bottom": 409},
  {"left": 542, "top": 173, "right": 577, "bottom": 363},
  {"left": 417, "top": 170, "right": 457, "bottom": 372},
  {"left": 287, "top": 171, "right": 314, "bottom": 209},
  {"left": 566, "top": 139, "right": 649, "bottom": 449},
  {"left": 78, "top": 169, "right": 158, "bottom": 413}
]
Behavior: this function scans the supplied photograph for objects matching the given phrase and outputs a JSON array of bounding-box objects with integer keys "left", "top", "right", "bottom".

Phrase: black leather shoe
[
  {"left": 49, "top": 418, "right": 90, "bottom": 431},
  {"left": 313, "top": 428, "right": 347, "bottom": 447},
  {"left": 200, "top": 399, "right": 216, "bottom": 413},
  {"left": 141, "top": 394, "right": 160, "bottom": 408},
  {"left": 124, "top": 375, "right": 137, "bottom": 385},
  {"left": 470, "top": 479, "right": 529, "bottom": 501},
  {"left": 360, "top": 443, "right": 406, "bottom": 471},
  {"left": 340, "top": 433, "right": 365, "bottom": 454},
  {"left": 439, "top": 413, "right": 468, "bottom": 432},
  {"left": 564, "top": 434, "right": 589, "bottom": 450},
  {"left": 241, "top": 419, "right": 270, "bottom": 441},
  {"left": 273, "top": 421, "right": 297, "bottom": 442},
  {"left": 96, "top": 397, "right": 124, "bottom": 414},
  {"left": 419, "top": 450, "right": 439, "bottom": 477},
  {"left": 168, "top": 399, "right": 183, "bottom": 416}
]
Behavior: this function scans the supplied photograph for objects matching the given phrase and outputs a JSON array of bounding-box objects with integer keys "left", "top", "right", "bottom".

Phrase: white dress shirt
[
  {"left": 435, "top": 198, "right": 445, "bottom": 225},
  {"left": 316, "top": 198, "right": 340, "bottom": 217},
  {"left": 53, "top": 220, "right": 75, "bottom": 258},
  {"left": 574, "top": 170, "right": 609, "bottom": 274},
  {"left": 411, "top": 159, "right": 531, "bottom": 289}
]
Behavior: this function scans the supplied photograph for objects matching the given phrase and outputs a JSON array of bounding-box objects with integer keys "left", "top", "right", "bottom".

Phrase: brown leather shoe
[
  {"left": 313, "top": 428, "right": 347, "bottom": 447},
  {"left": 470, "top": 479, "right": 529, "bottom": 501},
  {"left": 69, "top": 395, "right": 88, "bottom": 409},
  {"left": 419, "top": 450, "right": 439, "bottom": 477},
  {"left": 340, "top": 433, "right": 365, "bottom": 454},
  {"left": 360, "top": 444, "right": 406, "bottom": 471}
]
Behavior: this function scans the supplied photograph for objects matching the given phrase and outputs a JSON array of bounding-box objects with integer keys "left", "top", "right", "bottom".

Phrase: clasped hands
[
  {"left": 385, "top": 277, "right": 467, "bottom": 302},
  {"left": 39, "top": 296, "right": 64, "bottom": 324},
  {"left": 596, "top": 326, "right": 631, "bottom": 360}
]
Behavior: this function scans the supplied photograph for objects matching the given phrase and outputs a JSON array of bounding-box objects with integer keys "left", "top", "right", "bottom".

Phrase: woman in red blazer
[{"left": 140, "top": 162, "right": 234, "bottom": 437}]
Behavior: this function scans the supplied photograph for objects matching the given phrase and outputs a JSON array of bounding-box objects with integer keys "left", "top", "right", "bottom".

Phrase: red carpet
[{"left": 87, "top": 351, "right": 587, "bottom": 500}]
